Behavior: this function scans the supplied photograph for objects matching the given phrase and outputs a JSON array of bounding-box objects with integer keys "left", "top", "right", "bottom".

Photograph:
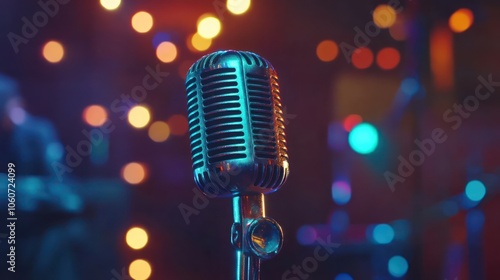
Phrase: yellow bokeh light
[
  {"left": 129, "top": 259, "right": 152, "bottom": 280},
  {"left": 316, "top": 40, "right": 339, "bottom": 62},
  {"left": 128, "top": 105, "right": 151, "bottom": 128},
  {"left": 131, "top": 11, "right": 154, "bottom": 33},
  {"left": 197, "top": 15, "right": 221, "bottom": 39},
  {"left": 126, "top": 227, "right": 149, "bottom": 250},
  {"left": 42, "top": 41, "right": 64, "bottom": 63},
  {"left": 373, "top": 4, "right": 397, "bottom": 29},
  {"left": 156, "top": 41, "right": 177, "bottom": 63},
  {"left": 148, "top": 121, "right": 170, "bottom": 142},
  {"left": 227, "top": 0, "right": 251, "bottom": 15},
  {"left": 100, "top": 0, "right": 121, "bottom": 10},
  {"left": 191, "top": 33, "right": 212, "bottom": 52},
  {"left": 121, "top": 162, "right": 147, "bottom": 185},
  {"left": 82, "top": 105, "right": 108, "bottom": 127},
  {"left": 449, "top": 8, "right": 474, "bottom": 33}
]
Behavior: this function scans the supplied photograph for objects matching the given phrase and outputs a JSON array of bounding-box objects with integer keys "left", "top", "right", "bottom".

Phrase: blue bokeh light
[
  {"left": 465, "top": 180, "right": 486, "bottom": 202},
  {"left": 466, "top": 209, "right": 485, "bottom": 233},
  {"left": 330, "top": 210, "right": 350, "bottom": 233},
  {"left": 373, "top": 224, "right": 395, "bottom": 244},
  {"left": 297, "top": 225, "right": 317, "bottom": 245},
  {"left": 152, "top": 32, "right": 172, "bottom": 48},
  {"left": 348, "top": 122, "right": 379, "bottom": 154},
  {"left": 334, "top": 273, "right": 353, "bottom": 280},
  {"left": 331, "top": 180, "right": 352, "bottom": 205},
  {"left": 401, "top": 78, "right": 419, "bottom": 96},
  {"left": 388, "top": 255, "right": 408, "bottom": 278}
]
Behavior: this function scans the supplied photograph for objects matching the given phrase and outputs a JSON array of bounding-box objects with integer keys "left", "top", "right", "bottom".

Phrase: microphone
[{"left": 185, "top": 50, "right": 289, "bottom": 280}]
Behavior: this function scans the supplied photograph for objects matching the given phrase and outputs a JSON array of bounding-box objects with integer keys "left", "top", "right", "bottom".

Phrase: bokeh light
[
  {"left": 197, "top": 15, "right": 221, "bottom": 39},
  {"left": 168, "top": 114, "right": 188, "bottom": 136},
  {"left": 152, "top": 32, "right": 171, "bottom": 48},
  {"left": 42, "top": 41, "right": 64, "bottom": 63},
  {"left": 227, "top": 0, "right": 251, "bottom": 15},
  {"left": 129, "top": 259, "right": 152, "bottom": 280},
  {"left": 389, "top": 16, "right": 407, "bottom": 41},
  {"left": 430, "top": 26, "right": 454, "bottom": 91},
  {"left": 373, "top": 4, "right": 397, "bottom": 29},
  {"left": 82, "top": 105, "right": 108, "bottom": 127},
  {"left": 352, "top": 47, "right": 374, "bottom": 69},
  {"left": 190, "top": 33, "right": 212, "bottom": 52},
  {"left": 449, "top": 8, "right": 474, "bottom": 33},
  {"left": 9, "top": 107, "right": 26, "bottom": 125},
  {"left": 131, "top": 11, "right": 154, "bottom": 33},
  {"left": 121, "top": 162, "right": 147, "bottom": 185},
  {"left": 128, "top": 105, "right": 151, "bottom": 129},
  {"left": 335, "top": 273, "right": 354, "bottom": 280},
  {"left": 148, "top": 121, "right": 170, "bottom": 142},
  {"left": 465, "top": 180, "right": 486, "bottom": 202},
  {"left": 100, "top": 0, "right": 121, "bottom": 11},
  {"left": 343, "top": 114, "right": 363, "bottom": 132},
  {"left": 348, "top": 122, "right": 379, "bottom": 154},
  {"left": 401, "top": 78, "right": 420, "bottom": 96},
  {"left": 126, "top": 227, "right": 149, "bottom": 250},
  {"left": 372, "top": 224, "right": 395, "bottom": 244},
  {"left": 316, "top": 40, "right": 339, "bottom": 62},
  {"left": 388, "top": 256, "right": 408, "bottom": 277},
  {"left": 156, "top": 41, "right": 177, "bottom": 63},
  {"left": 331, "top": 181, "right": 352, "bottom": 205},
  {"left": 466, "top": 209, "right": 485, "bottom": 232},
  {"left": 330, "top": 210, "right": 350, "bottom": 233},
  {"left": 376, "top": 47, "right": 400, "bottom": 70},
  {"left": 297, "top": 225, "right": 317, "bottom": 245}
]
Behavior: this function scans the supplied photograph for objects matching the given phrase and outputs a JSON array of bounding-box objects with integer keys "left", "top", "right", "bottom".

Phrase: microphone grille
[{"left": 186, "top": 50, "right": 289, "bottom": 195}]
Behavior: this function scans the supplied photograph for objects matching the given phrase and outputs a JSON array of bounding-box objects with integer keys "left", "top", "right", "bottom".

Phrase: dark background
[{"left": 0, "top": 0, "right": 499, "bottom": 279}]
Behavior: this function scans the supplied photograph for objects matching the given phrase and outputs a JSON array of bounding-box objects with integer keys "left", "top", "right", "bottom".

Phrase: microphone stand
[{"left": 231, "top": 194, "right": 283, "bottom": 280}]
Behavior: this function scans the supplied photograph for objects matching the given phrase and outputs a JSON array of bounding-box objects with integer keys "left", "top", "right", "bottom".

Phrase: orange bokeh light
[
  {"left": 351, "top": 47, "right": 374, "bottom": 69},
  {"left": 121, "top": 162, "right": 147, "bottom": 185},
  {"left": 82, "top": 105, "right": 108, "bottom": 127},
  {"left": 376, "top": 47, "right": 401, "bottom": 70},
  {"left": 449, "top": 8, "right": 474, "bottom": 33},
  {"left": 430, "top": 26, "right": 454, "bottom": 91},
  {"left": 42, "top": 41, "right": 64, "bottom": 63},
  {"left": 316, "top": 40, "right": 339, "bottom": 62},
  {"left": 131, "top": 11, "right": 153, "bottom": 33},
  {"left": 156, "top": 41, "right": 177, "bottom": 63}
]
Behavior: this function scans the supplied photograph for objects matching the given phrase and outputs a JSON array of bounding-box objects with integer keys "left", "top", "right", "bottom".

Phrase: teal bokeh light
[
  {"left": 373, "top": 223, "right": 395, "bottom": 244},
  {"left": 388, "top": 255, "right": 408, "bottom": 277},
  {"left": 348, "top": 122, "right": 379, "bottom": 154},
  {"left": 465, "top": 180, "right": 486, "bottom": 202}
]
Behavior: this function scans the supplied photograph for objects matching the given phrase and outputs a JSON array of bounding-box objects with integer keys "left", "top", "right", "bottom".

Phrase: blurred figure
[
  {"left": 0, "top": 74, "right": 63, "bottom": 176},
  {"left": 0, "top": 74, "right": 85, "bottom": 280}
]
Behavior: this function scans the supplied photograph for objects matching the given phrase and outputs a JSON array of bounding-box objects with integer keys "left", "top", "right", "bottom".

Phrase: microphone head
[{"left": 185, "top": 50, "right": 289, "bottom": 198}]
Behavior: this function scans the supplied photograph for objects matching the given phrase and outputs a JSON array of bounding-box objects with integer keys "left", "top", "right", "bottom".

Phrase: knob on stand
[{"left": 231, "top": 194, "right": 283, "bottom": 280}]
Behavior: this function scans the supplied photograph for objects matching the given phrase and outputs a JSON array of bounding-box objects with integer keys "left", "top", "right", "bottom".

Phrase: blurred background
[{"left": 0, "top": 0, "right": 499, "bottom": 279}]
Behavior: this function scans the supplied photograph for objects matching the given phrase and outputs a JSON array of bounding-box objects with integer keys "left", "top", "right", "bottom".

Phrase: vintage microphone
[{"left": 184, "top": 50, "right": 290, "bottom": 279}]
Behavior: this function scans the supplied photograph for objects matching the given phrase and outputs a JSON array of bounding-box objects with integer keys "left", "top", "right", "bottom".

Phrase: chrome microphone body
[{"left": 185, "top": 50, "right": 289, "bottom": 280}]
